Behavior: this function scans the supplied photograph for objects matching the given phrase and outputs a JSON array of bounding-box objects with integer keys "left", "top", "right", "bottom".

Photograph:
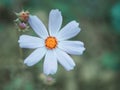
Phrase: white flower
[{"left": 18, "top": 9, "right": 85, "bottom": 75}]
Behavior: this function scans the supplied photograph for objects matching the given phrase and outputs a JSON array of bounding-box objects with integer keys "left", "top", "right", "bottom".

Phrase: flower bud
[
  {"left": 18, "top": 22, "right": 27, "bottom": 29},
  {"left": 19, "top": 11, "right": 29, "bottom": 22},
  {"left": 39, "top": 73, "right": 56, "bottom": 85}
]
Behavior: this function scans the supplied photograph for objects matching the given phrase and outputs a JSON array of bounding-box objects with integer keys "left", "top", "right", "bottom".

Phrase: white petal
[
  {"left": 58, "top": 41, "right": 85, "bottom": 55},
  {"left": 28, "top": 15, "right": 48, "bottom": 39},
  {"left": 57, "top": 21, "right": 80, "bottom": 41},
  {"left": 18, "top": 35, "right": 44, "bottom": 49},
  {"left": 54, "top": 48, "right": 75, "bottom": 71},
  {"left": 24, "top": 47, "right": 47, "bottom": 66},
  {"left": 43, "top": 50, "right": 58, "bottom": 75},
  {"left": 48, "top": 9, "right": 62, "bottom": 36}
]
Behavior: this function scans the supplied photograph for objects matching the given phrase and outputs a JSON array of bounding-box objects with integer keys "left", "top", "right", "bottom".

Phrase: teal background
[{"left": 0, "top": 0, "right": 120, "bottom": 90}]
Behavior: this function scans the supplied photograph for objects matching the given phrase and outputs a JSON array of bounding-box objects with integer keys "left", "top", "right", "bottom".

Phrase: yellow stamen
[{"left": 45, "top": 36, "right": 57, "bottom": 49}]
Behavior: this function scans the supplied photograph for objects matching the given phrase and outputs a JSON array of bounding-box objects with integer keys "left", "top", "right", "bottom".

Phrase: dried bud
[{"left": 18, "top": 10, "right": 29, "bottom": 22}]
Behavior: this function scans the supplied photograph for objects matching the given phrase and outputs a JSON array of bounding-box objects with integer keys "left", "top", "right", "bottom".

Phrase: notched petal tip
[
  {"left": 50, "top": 9, "right": 62, "bottom": 18},
  {"left": 82, "top": 47, "right": 86, "bottom": 52},
  {"left": 18, "top": 40, "right": 20, "bottom": 43},
  {"left": 18, "top": 35, "right": 28, "bottom": 43},
  {"left": 80, "top": 42, "right": 86, "bottom": 54},
  {"left": 24, "top": 59, "right": 35, "bottom": 67},
  {"left": 77, "top": 27, "right": 81, "bottom": 33},
  {"left": 66, "top": 66, "right": 75, "bottom": 71},
  {"left": 25, "top": 63, "right": 32, "bottom": 67},
  {"left": 72, "top": 20, "right": 79, "bottom": 26},
  {"left": 44, "top": 71, "right": 57, "bottom": 75},
  {"left": 71, "top": 20, "right": 81, "bottom": 31},
  {"left": 19, "top": 34, "right": 27, "bottom": 39},
  {"left": 24, "top": 62, "right": 30, "bottom": 66},
  {"left": 44, "top": 69, "right": 57, "bottom": 75},
  {"left": 80, "top": 41, "right": 84, "bottom": 46},
  {"left": 24, "top": 60, "right": 28, "bottom": 65},
  {"left": 80, "top": 46, "right": 86, "bottom": 55},
  {"left": 18, "top": 35, "right": 25, "bottom": 44},
  {"left": 51, "top": 9, "right": 61, "bottom": 13}
]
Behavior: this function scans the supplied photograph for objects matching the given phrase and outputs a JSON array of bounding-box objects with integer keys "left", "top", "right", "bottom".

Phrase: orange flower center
[{"left": 45, "top": 36, "right": 58, "bottom": 49}]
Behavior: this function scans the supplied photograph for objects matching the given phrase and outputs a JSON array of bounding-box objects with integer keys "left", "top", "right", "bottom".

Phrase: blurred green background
[{"left": 0, "top": 0, "right": 120, "bottom": 90}]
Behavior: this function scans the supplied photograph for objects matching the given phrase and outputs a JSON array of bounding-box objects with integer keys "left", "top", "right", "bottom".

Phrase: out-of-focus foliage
[
  {"left": 101, "top": 52, "right": 120, "bottom": 70},
  {"left": 111, "top": 2, "right": 120, "bottom": 32},
  {"left": 0, "top": 0, "right": 120, "bottom": 90},
  {"left": 4, "top": 76, "right": 34, "bottom": 90}
]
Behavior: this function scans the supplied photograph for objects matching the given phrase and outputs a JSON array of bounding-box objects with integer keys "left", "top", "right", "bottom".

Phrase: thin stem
[{"left": 15, "top": 24, "right": 24, "bottom": 59}]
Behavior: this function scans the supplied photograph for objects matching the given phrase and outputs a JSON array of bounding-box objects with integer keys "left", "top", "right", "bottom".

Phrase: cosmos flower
[{"left": 18, "top": 9, "right": 85, "bottom": 75}]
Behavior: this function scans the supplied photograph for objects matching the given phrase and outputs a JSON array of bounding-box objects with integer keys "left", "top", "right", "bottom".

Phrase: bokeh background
[{"left": 0, "top": 0, "right": 120, "bottom": 90}]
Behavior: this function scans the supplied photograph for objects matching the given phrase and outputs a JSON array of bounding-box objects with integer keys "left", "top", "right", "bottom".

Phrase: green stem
[{"left": 16, "top": 25, "right": 24, "bottom": 59}]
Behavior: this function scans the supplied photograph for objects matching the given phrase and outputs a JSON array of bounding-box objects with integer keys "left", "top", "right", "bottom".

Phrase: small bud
[
  {"left": 17, "top": 22, "right": 29, "bottom": 32},
  {"left": 16, "top": 10, "right": 29, "bottom": 22},
  {"left": 45, "top": 76, "right": 56, "bottom": 85},
  {"left": 18, "top": 22, "right": 27, "bottom": 29},
  {"left": 39, "top": 73, "right": 56, "bottom": 85}
]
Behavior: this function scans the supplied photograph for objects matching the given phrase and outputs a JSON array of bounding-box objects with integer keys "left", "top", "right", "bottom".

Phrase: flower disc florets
[{"left": 45, "top": 36, "right": 58, "bottom": 49}]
